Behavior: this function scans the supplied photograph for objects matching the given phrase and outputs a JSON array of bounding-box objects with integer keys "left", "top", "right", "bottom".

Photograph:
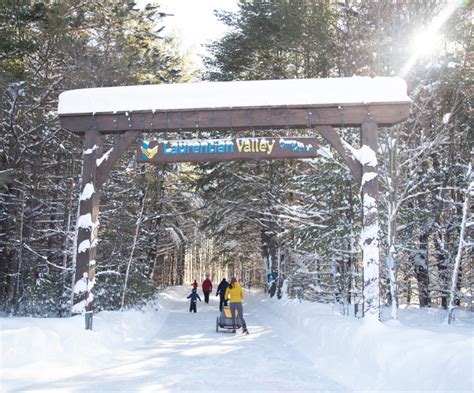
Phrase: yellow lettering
[
  {"left": 267, "top": 140, "right": 275, "bottom": 155},
  {"left": 236, "top": 139, "right": 245, "bottom": 152}
]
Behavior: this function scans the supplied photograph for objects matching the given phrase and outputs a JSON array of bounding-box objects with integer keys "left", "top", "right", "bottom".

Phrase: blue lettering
[{"left": 164, "top": 143, "right": 176, "bottom": 155}]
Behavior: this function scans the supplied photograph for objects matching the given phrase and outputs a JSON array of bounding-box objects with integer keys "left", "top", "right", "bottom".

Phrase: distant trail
[{"left": 21, "top": 287, "right": 347, "bottom": 392}]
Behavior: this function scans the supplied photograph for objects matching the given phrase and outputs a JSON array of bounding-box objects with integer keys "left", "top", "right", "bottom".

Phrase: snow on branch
[
  {"left": 80, "top": 183, "right": 95, "bottom": 201},
  {"left": 97, "top": 148, "right": 113, "bottom": 167},
  {"left": 22, "top": 243, "right": 73, "bottom": 271},
  {"left": 84, "top": 145, "right": 98, "bottom": 155},
  {"left": 360, "top": 223, "right": 379, "bottom": 246},
  {"left": 363, "top": 195, "right": 378, "bottom": 215},
  {"left": 362, "top": 172, "right": 377, "bottom": 186},
  {"left": 74, "top": 273, "right": 88, "bottom": 294},
  {"left": 166, "top": 227, "right": 184, "bottom": 245},
  {"left": 95, "top": 270, "right": 122, "bottom": 277},
  {"left": 88, "top": 277, "right": 95, "bottom": 292},
  {"left": 342, "top": 140, "right": 378, "bottom": 167},
  {"left": 71, "top": 299, "right": 86, "bottom": 314},
  {"left": 77, "top": 213, "right": 98, "bottom": 230},
  {"left": 317, "top": 146, "right": 333, "bottom": 159},
  {"left": 78, "top": 240, "right": 91, "bottom": 253}
]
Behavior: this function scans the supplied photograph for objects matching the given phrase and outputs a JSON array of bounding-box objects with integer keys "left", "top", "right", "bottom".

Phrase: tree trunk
[
  {"left": 261, "top": 228, "right": 278, "bottom": 286},
  {"left": 446, "top": 163, "right": 471, "bottom": 323},
  {"left": 15, "top": 187, "right": 25, "bottom": 304},
  {"left": 385, "top": 124, "right": 399, "bottom": 319},
  {"left": 121, "top": 185, "right": 148, "bottom": 310},
  {"left": 360, "top": 122, "right": 381, "bottom": 318},
  {"left": 414, "top": 231, "right": 431, "bottom": 307}
]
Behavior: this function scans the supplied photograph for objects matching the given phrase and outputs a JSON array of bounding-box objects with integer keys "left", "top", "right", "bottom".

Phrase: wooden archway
[{"left": 58, "top": 77, "right": 411, "bottom": 329}]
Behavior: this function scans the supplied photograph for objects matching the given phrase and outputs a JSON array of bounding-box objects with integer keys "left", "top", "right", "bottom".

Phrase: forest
[{"left": 0, "top": 0, "right": 472, "bottom": 321}]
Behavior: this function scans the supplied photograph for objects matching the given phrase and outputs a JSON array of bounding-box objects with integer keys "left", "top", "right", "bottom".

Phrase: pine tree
[{"left": 0, "top": 0, "right": 193, "bottom": 315}]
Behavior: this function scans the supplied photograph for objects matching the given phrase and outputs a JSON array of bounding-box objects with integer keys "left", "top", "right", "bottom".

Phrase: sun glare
[
  {"left": 411, "top": 31, "right": 443, "bottom": 56},
  {"left": 400, "top": 1, "right": 463, "bottom": 77}
]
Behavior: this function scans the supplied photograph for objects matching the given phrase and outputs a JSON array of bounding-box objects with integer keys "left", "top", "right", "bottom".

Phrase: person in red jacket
[
  {"left": 202, "top": 274, "right": 212, "bottom": 303},
  {"left": 192, "top": 279, "right": 198, "bottom": 290}
]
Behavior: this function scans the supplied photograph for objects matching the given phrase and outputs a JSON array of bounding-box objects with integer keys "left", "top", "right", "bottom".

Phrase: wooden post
[
  {"left": 72, "top": 129, "right": 137, "bottom": 329},
  {"left": 73, "top": 130, "right": 102, "bottom": 329},
  {"left": 360, "top": 121, "right": 380, "bottom": 318},
  {"left": 58, "top": 79, "right": 410, "bottom": 328}
]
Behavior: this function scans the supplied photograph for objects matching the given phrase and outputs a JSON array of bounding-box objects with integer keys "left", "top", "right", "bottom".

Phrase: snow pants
[
  {"left": 189, "top": 302, "right": 197, "bottom": 313},
  {"left": 229, "top": 302, "right": 246, "bottom": 330},
  {"left": 204, "top": 291, "right": 210, "bottom": 303},
  {"left": 219, "top": 297, "right": 228, "bottom": 312}
]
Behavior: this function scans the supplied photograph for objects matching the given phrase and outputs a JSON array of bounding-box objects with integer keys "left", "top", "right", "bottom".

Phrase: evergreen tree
[{"left": 0, "top": 0, "right": 193, "bottom": 315}]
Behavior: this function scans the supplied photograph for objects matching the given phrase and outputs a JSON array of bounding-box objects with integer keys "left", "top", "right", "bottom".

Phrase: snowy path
[{"left": 14, "top": 287, "right": 347, "bottom": 392}]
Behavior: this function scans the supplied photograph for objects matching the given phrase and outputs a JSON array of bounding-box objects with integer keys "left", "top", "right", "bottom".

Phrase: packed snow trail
[
  {"left": 13, "top": 287, "right": 347, "bottom": 392},
  {"left": 3, "top": 287, "right": 472, "bottom": 392}
]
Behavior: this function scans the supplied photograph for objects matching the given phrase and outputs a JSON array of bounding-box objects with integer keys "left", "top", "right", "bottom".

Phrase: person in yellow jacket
[{"left": 224, "top": 277, "right": 249, "bottom": 334}]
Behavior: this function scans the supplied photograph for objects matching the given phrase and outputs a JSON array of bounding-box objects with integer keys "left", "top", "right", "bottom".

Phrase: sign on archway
[
  {"left": 137, "top": 137, "right": 319, "bottom": 163},
  {"left": 58, "top": 76, "right": 411, "bottom": 329}
]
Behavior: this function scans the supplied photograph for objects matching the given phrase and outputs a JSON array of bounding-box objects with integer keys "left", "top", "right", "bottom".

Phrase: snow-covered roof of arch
[{"left": 58, "top": 76, "right": 410, "bottom": 115}]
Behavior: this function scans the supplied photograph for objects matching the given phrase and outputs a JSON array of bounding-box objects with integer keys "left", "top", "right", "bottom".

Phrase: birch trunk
[
  {"left": 446, "top": 163, "right": 472, "bottom": 324},
  {"left": 121, "top": 185, "right": 148, "bottom": 310},
  {"left": 386, "top": 125, "right": 399, "bottom": 320},
  {"left": 69, "top": 170, "right": 83, "bottom": 315},
  {"left": 360, "top": 122, "right": 381, "bottom": 318}
]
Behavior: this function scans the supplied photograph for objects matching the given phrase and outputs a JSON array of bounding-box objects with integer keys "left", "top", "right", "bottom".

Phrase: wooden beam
[
  {"left": 59, "top": 103, "right": 411, "bottom": 133},
  {"left": 318, "top": 126, "right": 362, "bottom": 183},
  {"left": 97, "top": 131, "right": 138, "bottom": 187}
]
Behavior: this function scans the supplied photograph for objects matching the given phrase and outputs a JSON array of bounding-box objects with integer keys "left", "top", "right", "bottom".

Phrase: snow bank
[
  {"left": 257, "top": 295, "right": 473, "bottom": 392},
  {"left": 1, "top": 287, "right": 471, "bottom": 392},
  {"left": 58, "top": 77, "right": 411, "bottom": 115},
  {"left": 0, "top": 295, "right": 169, "bottom": 391}
]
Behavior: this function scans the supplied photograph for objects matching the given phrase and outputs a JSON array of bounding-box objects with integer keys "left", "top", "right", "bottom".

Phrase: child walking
[{"left": 187, "top": 288, "right": 201, "bottom": 313}]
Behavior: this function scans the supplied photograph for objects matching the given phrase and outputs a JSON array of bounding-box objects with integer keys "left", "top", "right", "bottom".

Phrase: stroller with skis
[{"left": 216, "top": 305, "right": 241, "bottom": 332}]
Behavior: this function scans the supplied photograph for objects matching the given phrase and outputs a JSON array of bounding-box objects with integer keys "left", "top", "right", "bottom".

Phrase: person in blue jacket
[{"left": 187, "top": 288, "right": 201, "bottom": 313}]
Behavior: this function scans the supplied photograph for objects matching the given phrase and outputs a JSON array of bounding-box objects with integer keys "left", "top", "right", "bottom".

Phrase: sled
[{"left": 216, "top": 305, "right": 241, "bottom": 332}]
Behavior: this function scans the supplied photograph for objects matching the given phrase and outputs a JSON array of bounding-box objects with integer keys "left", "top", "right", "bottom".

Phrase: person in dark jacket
[
  {"left": 187, "top": 288, "right": 201, "bottom": 313},
  {"left": 202, "top": 274, "right": 212, "bottom": 303},
  {"left": 216, "top": 278, "right": 230, "bottom": 312}
]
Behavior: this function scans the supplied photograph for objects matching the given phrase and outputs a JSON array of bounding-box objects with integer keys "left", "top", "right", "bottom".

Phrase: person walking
[
  {"left": 192, "top": 279, "right": 198, "bottom": 290},
  {"left": 224, "top": 277, "right": 249, "bottom": 334},
  {"left": 216, "top": 278, "right": 229, "bottom": 312},
  {"left": 202, "top": 274, "right": 212, "bottom": 304},
  {"left": 187, "top": 288, "right": 201, "bottom": 313}
]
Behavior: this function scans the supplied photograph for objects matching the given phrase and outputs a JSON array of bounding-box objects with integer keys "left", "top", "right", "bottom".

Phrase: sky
[{"left": 142, "top": 0, "right": 240, "bottom": 65}]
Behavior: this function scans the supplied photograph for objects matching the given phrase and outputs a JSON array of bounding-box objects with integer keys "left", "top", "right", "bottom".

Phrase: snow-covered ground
[{"left": 1, "top": 286, "right": 472, "bottom": 392}]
